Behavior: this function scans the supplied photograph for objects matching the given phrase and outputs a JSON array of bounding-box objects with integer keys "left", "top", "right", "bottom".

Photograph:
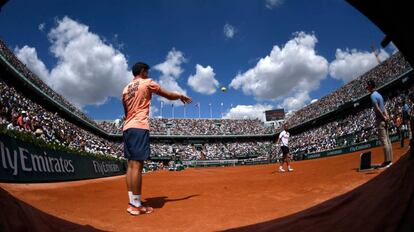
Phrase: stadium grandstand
[
  {"left": 0, "top": 40, "right": 101, "bottom": 130},
  {"left": 285, "top": 52, "right": 411, "bottom": 128},
  {"left": 98, "top": 118, "right": 274, "bottom": 135},
  {"left": 2, "top": 34, "right": 413, "bottom": 166},
  {"left": 2, "top": 0, "right": 414, "bottom": 231},
  {"left": 0, "top": 79, "right": 123, "bottom": 158}
]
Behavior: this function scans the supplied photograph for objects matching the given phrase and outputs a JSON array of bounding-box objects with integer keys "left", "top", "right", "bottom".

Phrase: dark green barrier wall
[
  {"left": 304, "top": 134, "right": 401, "bottom": 160},
  {"left": 0, "top": 134, "right": 126, "bottom": 182}
]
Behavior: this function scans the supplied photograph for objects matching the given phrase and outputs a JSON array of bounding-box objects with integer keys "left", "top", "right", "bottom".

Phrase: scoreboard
[{"left": 265, "top": 109, "right": 285, "bottom": 121}]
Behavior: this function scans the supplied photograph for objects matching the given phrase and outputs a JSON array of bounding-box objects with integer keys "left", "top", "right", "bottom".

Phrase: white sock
[
  {"left": 128, "top": 191, "right": 133, "bottom": 205},
  {"left": 132, "top": 194, "right": 141, "bottom": 207}
]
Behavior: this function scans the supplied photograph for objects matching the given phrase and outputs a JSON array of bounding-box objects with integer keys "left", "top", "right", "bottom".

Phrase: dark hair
[
  {"left": 132, "top": 62, "right": 150, "bottom": 76},
  {"left": 366, "top": 79, "right": 376, "bottom": 88}
]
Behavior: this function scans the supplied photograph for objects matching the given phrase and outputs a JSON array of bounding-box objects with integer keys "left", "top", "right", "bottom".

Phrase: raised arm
[{"left": 156, "top": 87, "right": 192, "bottom": 104}]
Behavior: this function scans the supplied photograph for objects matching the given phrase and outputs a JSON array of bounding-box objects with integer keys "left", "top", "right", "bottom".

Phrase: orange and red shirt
[{"left": 122, "top": 77, "right": 160, "bottom": 131}]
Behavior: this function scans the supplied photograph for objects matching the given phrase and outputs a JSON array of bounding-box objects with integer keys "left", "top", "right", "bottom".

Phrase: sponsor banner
[
  {"left": 349, "top": 143, "right": 372, "bottom": 152},
  {"left": 0, "top": 134, "right": 126, "bottom": 182},
  {"left": 390, "top": 135, "right": 400, "bottom": 142},
  {"left": 326, "top": 149, "right": 343, "bottom": 156},
  {"left": 304, "top": 135, "right": 403, "bottom": 160},
  {"left": 236, "top": 153, "right": 258, "bottom": 159},
  {"left": 150, "top": 156, "right": 171, "bottom": 161},
  {"left": 306, "top": 153, "right": 321, "bottom": 159}
]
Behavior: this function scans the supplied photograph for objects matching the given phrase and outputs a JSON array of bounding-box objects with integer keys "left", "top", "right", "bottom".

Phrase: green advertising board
[
  {"left": 304, "top": 134, "right": 401, "bottom": 160},
  {"left": 0, "top": 134, "right": 126, "bottom": 182}
]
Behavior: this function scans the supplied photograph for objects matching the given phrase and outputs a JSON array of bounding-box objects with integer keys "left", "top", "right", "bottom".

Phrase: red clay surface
[{"left": 0, "top": 142, "right": 410, "bottom": 232}]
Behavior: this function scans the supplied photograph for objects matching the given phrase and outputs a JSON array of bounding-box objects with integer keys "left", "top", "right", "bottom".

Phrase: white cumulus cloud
[
  {"left": 224, "top": 23, "right": 237, "bottom": 39},
  {"left": 279, "top": 91, "right": 310, "bottom": 111},
  {"left": 329, "top": 48, "right": 389, "bottom": 83},
  {"left": 15, "top": 16, "right": 131, "bottom": 108},
  {"left": 223, "top": 104, "right": 273, "bottom": 121},
  {"left": 229, "top": 31, "right": 329, "bottom": 112},
  {"left": 265, "top": 0, "right": 283, "bottom": 9},
  {"left": 14, "top": 45, "right": 50, "bottom": 83},
  {"left": 153, "top": 48, "right": 188, "bottom": 105},
  {"left": 187, "top": 64, "right": 219, "bottom": 95},
  {"left": 38, "top": 23, "right": 45, "bottom": 31}
]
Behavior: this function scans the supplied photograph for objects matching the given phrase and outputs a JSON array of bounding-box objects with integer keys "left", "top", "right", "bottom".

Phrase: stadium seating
[
  {"left": 1, "top": 36, "right": 413, "bottom": 162},
  {"left": 98, "top": 118, "right": 274, "bottom": 135},
  {"left": 0, "top": 79, "right": 123, "bottom": 158},
  {"left": 286, "top": 52, "right": 411, "bottom": 127},
  {"left": 0, "top": 39, "right": 99, "bottom": 128}
]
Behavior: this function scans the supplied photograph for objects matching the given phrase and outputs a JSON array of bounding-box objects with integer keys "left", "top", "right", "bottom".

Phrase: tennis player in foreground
[{"left": 122, "top": 62, "right": 192, "bottom": 215}]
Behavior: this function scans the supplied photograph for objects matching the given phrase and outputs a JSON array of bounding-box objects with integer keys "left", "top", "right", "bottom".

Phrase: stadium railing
[{"left": 183, "top": 159, "right": 238, "bottom": 168}]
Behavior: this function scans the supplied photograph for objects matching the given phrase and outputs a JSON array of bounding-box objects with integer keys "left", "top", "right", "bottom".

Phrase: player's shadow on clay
[
  {"left": 351, "top": 167, "right": 379, "bottom": 174},
  {"left": 143, "top": 194, "right": 199, "bottom": 209}
]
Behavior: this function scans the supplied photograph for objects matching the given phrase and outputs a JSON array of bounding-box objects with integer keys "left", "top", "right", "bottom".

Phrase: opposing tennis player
[{"left": 276, "top": 123, "right": 294, "bottom": 172}]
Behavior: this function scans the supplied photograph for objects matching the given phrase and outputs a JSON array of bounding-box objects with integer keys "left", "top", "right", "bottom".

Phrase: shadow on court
[
  {"left": 225, "top": 153, "right": 414, "bottom": 232},
  {"left": 0, "top": 187, "right": 104, "bottom": 232},
  {"left": 143, "top": 194, "right": 200, "bottom": 209}
]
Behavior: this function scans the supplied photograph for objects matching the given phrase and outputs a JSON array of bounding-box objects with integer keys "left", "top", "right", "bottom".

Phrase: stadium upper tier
[
  {"left": 1, "top": 72, "right": 413, "bottom": 161},
  {"left": 0, "top": 39, "right": 99, "bottom": 129},
  {"left": 1, "top": 37, "right": 412, "bottom": 137},
  {"left": 1, "top": 35, "right": 414, "bottom": 160},
  {"left": 286, "top": 52, "right": 411, "bottom": 127},
  {"left": 136, "top": 86, "right": 414, "bottom": 160},
  {"left": 0, "top": 80, "right": 123, "bottom": 158},
  {"left": 98, "top": 118, "right": 274, "bottom": 136},
  {"left": 290, "top": 89, "right": 408, "bottom": 156}
]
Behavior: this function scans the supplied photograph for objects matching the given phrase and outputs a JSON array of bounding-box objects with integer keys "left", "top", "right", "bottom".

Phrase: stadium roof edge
[{"left": 347, "top": 0, "right": 414, "bottom": 67}]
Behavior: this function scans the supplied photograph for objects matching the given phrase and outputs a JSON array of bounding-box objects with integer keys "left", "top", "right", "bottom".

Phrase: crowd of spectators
[
  {"left": 287, "top": 52, "right": 412, "bottom": 127},
  {"left": 2, "top": 74, "right": 412, "bottom": 161},
  {"left": 146, "top": 87, "right": 413, "bottom": 161},
  {"left": 0, "top": 79, "right": 123, "bottom": 158},
  {"left": 150, "top": 141, "right": 275, "bottom": 161},
  {"left": 2, "top": 37, "right": 275, "bottom": 138},
  {"left": 98, "top": 118, "right": 274, "bottom": 135},
  {"left": 98, "top": 53, "right": 411, "bottom": 136},
  {"left": 2, "top": 36, "right": 413, "bottom": 162},
  {"left": 289, "top": 89, "right": 412, "bottom": 156},
  {"left": 0, "top": 39, "right": 99, "bottom": 128}
]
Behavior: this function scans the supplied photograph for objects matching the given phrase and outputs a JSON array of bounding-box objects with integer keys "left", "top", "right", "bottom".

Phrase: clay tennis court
[{"left": 1, "top": 142, "right": 413, "bottom": 232}]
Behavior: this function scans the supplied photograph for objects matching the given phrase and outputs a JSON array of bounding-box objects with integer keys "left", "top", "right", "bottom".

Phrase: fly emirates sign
[{"left": 1, "top": 141, "right": 74, "bottom": 176}]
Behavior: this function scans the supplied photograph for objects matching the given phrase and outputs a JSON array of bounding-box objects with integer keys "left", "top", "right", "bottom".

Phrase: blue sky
[{"left": 0, "top": 0, "right": 396, "bottom": 120}]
